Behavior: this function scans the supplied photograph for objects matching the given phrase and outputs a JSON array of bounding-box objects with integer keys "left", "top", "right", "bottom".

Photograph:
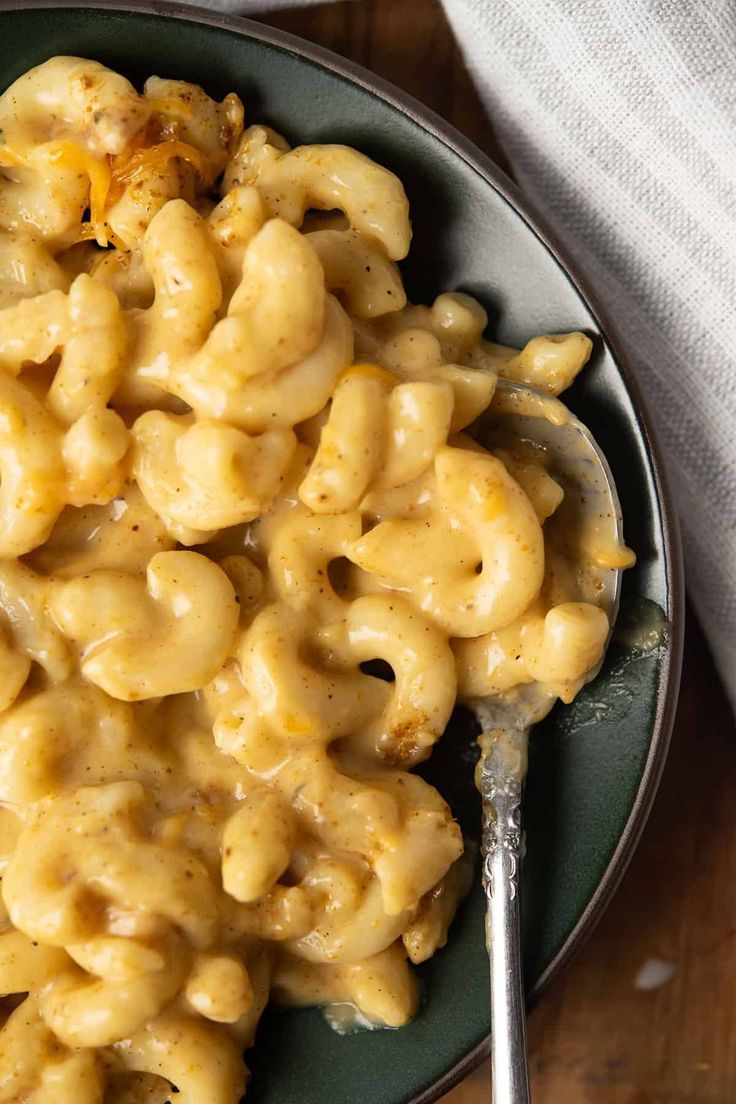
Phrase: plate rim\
[{"left": 0, "top": 3, "right": 686, "bottom": 1100}]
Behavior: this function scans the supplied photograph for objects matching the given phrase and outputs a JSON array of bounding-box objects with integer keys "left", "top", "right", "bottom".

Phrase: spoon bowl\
[{"left": 470, "top": 378, "right": 631, "bottom": 1104}]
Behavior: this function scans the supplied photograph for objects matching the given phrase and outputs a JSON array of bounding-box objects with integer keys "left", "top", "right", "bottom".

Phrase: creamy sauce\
[{"left": 323, "top": 1002, "right": 384, "bottom": 1035}]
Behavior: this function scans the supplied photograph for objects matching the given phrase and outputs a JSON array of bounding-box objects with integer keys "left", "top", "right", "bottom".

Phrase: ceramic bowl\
[{"left": 0, "top": 4, "right": 684, "bottom": 1101}]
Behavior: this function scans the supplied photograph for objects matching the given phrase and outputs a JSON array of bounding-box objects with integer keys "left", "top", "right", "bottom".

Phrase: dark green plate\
[{"left": 0, "top": 4, "right": 684, "bottom": 1101}]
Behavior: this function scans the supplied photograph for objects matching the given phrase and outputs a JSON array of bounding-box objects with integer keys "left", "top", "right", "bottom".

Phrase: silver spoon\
[{"left": 471, "top": 379, "right": 629, "bottom": 1104}]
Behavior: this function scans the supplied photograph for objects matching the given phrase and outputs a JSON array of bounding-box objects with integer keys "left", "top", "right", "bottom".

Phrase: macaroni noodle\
[{"left": 0, "top": 56, "right": 633, "bottom": 1104}]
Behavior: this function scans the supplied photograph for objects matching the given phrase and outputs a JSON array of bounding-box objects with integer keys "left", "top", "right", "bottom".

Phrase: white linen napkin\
[{"left": 176, "top": 0, "right": 736, "bottom": 707}]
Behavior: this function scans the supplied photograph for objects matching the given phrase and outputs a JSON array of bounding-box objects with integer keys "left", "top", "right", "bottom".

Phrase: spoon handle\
[{"left": 479, "top": 731, "right": 531, "bottom": 1104}]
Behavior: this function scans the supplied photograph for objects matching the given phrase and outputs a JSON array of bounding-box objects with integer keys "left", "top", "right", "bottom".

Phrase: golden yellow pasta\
[{"left": 0, "top": 56, "right": 633, "bottom": 1104}]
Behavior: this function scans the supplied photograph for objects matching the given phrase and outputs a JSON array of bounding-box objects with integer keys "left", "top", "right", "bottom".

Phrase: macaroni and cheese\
[{"left": 0, "top": 57, "right": 633, "bottom": 1104}]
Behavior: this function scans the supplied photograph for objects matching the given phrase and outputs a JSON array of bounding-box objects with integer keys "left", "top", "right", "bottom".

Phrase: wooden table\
[{"left": 256, "top": 4, "right": 736, "bottom": 1101}]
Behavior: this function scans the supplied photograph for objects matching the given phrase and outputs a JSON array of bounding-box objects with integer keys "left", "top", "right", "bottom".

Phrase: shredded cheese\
[
  {"left": 110, "top": 140, "right": 214, "bottom": 191},
  {"left": 0, "top": 140, "right": 111, "bottom": 246},
  {"left": 0, "top": 138, "right": 214, "bottom": 248}
]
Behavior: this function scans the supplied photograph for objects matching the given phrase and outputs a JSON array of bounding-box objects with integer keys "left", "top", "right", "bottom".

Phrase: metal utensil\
[{"left": 472, "top": 379, "right": 629, "bottom": 1104}]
